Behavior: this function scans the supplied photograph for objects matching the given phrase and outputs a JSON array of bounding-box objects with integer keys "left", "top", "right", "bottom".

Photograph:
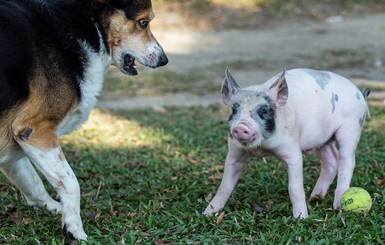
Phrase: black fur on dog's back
[
  {"left": 0, "top": 0, "right": 108, "bottom": 115},
  {"left": 0, "top": 1, "right": 32, "bottom": 114}
]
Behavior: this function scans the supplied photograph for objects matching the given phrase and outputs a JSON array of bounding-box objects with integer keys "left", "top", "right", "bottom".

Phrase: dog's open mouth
[{"left": 122, "top": 54, "right": 137, "bottom": 76}]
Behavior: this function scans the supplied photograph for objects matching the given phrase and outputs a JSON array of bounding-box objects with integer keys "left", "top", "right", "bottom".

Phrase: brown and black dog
[{"left": 0, "top": 0, "right": 167, "bottom": 240}]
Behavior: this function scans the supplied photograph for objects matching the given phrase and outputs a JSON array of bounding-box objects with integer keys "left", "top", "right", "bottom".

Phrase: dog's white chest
[{"left": 57, "top": 42, "right": 111, "bottom": 136}]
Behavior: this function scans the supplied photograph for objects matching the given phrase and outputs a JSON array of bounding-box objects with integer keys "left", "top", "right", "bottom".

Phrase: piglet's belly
[{"left": 298, "top": 130, "right": 335, "bottom": 151}]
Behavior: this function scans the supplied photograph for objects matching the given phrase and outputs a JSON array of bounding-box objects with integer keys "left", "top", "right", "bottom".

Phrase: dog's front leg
[
  {"left": 1, "top": 155, "right": 62, "bottom": 214},
  {"left": 14, "top": 127, "right": 87, "bottom": 241},
  {"left": 20, "top": 145, "right": 87, "bottom": 240}
]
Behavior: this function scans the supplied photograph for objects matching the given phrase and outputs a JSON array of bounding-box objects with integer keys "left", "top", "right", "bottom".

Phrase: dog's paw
[
  {"left": 63, "top": 223, "right": 87, "bottom": 241},
  {"left": 45, "top": 200, "right": 62, "bottom": 214},
  {"left": 26, "top": 197, "right": 62, "bottom": 215}
]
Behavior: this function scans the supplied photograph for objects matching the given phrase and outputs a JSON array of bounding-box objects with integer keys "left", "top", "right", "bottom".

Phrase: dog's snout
[{"left": 158, "top": 53, "right": 168, "bottom": 67}]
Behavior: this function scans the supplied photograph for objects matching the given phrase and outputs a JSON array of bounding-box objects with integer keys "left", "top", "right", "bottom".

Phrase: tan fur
[
  {"left": 107, "top": 8, "right": 154, "bottom": 56},
  {"left": 3, "top": 62, "right": 79, "bottom": 151},
  {"left": 0, "top": 108, "right": 21, "bottom": 159}
]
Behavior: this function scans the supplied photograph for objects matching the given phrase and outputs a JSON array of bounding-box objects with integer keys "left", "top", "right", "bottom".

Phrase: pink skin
[
  {"left": 231, "top": 124, "right": 256, "bottom": 142},
  {"left": 204, "top": 68, "right": 369, "bottom": 219}
]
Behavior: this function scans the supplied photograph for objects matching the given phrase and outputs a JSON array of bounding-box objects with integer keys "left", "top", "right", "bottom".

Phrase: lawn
[
  {"left": 0, "top": 104, "right": 384, "bottom": 244},
  {"left": 1, "top": 0, "right": 384, "bottom": 244}
]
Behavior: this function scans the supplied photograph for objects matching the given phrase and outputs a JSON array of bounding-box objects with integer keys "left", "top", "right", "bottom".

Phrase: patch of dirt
[
  {"left": 98, "top": 2, "right": 385, "bottom": 109},
  {"left": 153, "top": 1, "right": 385, "bottom": 30}
]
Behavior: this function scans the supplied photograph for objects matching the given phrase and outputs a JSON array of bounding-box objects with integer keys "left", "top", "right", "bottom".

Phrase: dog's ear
[{"left": 109, "top": 0, "right": 152, "bottom": 9}]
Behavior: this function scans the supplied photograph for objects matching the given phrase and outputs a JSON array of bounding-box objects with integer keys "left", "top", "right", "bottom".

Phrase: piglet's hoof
[{"left": 203, "top": 204, "right": 220, "bottom": 216}]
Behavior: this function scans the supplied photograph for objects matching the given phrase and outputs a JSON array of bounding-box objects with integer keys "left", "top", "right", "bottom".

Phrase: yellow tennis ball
[{"left": 340, "top": 187, "right": 372, "bottom": 213}]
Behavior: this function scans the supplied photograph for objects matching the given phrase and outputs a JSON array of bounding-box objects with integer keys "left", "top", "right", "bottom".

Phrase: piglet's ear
[
  {"left": 221, "top": 67, "right": 241, "bottom": 106},
  {"left": 269, "top": 69, "right": 288, "bottom": 106}
]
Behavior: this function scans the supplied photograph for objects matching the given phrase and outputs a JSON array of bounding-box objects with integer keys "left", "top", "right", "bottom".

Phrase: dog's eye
[{"left": 138, "top": 19, "right": 149, "bottom": 29}]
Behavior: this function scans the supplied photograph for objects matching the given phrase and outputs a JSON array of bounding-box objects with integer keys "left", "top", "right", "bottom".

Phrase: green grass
[
  {"left": 101, "top": 68, "right": 218, "bottom": 99},
  {"left": 0, "top": 105, "right": 384, "bottom": 244}
]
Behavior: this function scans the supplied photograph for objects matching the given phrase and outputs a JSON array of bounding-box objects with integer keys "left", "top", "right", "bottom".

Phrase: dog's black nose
[{"left": 158, "top": 54, "right": 168, "bottom": 67}]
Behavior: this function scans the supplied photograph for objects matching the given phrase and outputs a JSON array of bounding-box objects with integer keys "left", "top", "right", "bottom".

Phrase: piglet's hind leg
[
  {"left": 333, "top": 128, "right": 361, "bottom": 210},
  {"left": 310, "top": 143, "right": 339, "bottom": 199}
]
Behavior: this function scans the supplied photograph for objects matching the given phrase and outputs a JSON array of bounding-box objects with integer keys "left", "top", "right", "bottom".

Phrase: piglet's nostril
[{"left": 235, "top": 129, "right": 249, "bottom": 135}]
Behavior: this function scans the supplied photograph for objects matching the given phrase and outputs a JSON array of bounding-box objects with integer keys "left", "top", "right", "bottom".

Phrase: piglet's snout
[{"left": 231, "top": 124, "right": 256, "bottom": 142}]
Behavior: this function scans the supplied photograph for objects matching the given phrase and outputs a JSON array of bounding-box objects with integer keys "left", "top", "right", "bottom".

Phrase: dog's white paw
[
  {"left": 46, "top": 200, "right": 62, "bottom": 214},
  {"left": 25, "top": 197, "right": 62, "bottom": 215},
  {"left": 62, "top": 212, "right": 87, "bottom": 241},
  {"left": 63, "top": 223, "right": 88, "bottom": 241}
]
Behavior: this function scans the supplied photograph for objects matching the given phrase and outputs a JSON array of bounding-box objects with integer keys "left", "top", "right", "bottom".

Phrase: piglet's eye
[
  {"left": 138, "top": 19, "right": 149, "bottom": 28},
  {"left": 231, "top": 103, "right": 240, "bottom": 114},
  {"left": 229, "top": 103, "right": 240, "bottom": 121},
  {"left": 257, "top": 106, "right": 272, "bottom": 119}
]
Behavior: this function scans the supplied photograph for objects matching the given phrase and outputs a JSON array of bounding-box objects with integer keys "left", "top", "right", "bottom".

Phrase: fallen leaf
[
  {"left": 187, "top": 156, "right": 198, "bottom": 164},
  {"left": 208, "top": 173, "right": 222, "bottom": 182},
  {"left": 376, "top": 179, "right": 385, "bottom": 186},
  {"left": 253, "top": 202, "right": 268, "bottom": 213},
  {"left": 381, "top": 225, "right": 385, "bottom": 230},
  {"left": 81, "top": 192, "right": 94, "bottom": 197},
  {"left": 207, "top": 165, "right": 224, "bottom": 172},
  {"left": 153, "top": 238, "right": 172, "bottom": 245},
  {"left": 153, "top": 238, "right": 163, "bottom": 245},
  {"left": 205, "top": 192, "right": 213, "bottom": 202},
  {"left": 246, "top": 235, "right": 253, "bottom": 242},
  {"left": 10, "top": 211, "right": 24, "bottom": 225},
  {"left": 23, "top": 217, "right": 33, "bottom": 225},
  {"left": 296, "top": 235, "right": 302, "bottom": 243},
  {"left": 216, "top": 211, "right": 225, "bottom": 225}
]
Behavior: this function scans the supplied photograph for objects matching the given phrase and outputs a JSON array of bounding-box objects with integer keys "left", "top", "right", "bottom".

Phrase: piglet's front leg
[
  {"left": 204, "top": 138, "right": 246, "bottom": 216},
  {"left": 278, "top": 148, "right": 308, "bottom": 219}
]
